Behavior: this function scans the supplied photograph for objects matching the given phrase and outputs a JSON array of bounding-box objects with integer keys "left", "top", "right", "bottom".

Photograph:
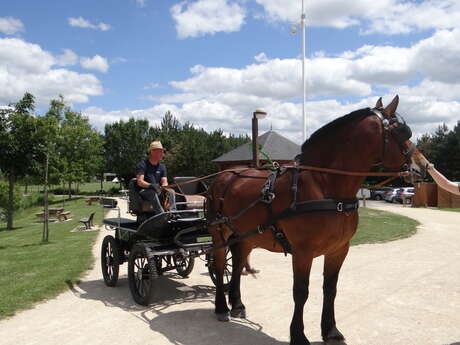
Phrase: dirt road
[{"left": 1, "top": 201, "right": 459, "bottom": 345}]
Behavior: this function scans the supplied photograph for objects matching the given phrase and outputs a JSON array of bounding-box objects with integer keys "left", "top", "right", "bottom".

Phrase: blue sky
[{"left": 1, "top": 0, "right": 460, "bottom": 143}]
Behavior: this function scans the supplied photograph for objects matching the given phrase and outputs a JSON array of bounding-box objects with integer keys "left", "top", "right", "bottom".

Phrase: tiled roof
[{"left": 213, "top": 131, "right": 301, "bottom": 162}]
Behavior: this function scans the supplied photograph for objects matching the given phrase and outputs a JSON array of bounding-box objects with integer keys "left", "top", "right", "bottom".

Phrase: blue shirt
[{"left": 135, "top": 160, "right": 167, "bottom": 186}]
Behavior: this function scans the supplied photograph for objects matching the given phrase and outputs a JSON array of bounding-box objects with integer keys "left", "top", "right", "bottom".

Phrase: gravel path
[{"left": 1, "top": 200, "right": 459, "bottom": 345}]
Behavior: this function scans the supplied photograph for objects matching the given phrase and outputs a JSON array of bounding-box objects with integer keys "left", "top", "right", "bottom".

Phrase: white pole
[{"left": 301, "top": 0, "right": 306, "bottom": 142}]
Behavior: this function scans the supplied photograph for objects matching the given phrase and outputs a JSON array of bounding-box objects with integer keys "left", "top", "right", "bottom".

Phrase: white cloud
[
  {"left": 56, "top": 49, "right": 79, "bottom": 66},
  {"left": 255, "top": 0, "right": 460, "bottom": 34},
  {"left": 68, "top": 17, "right": 111, "bottom": 31},
  {"left": 80, "top": 55, "right": 109, "bottom": 73},
  {"left": 0, "top": 38, "right": 103, "bottom": 106},
  {"left": 169, "top": 57, "right": 371, "bottom": 101},
  {"left": 254, "top": 52, "right": 269, "bottom": 63},
  {"left": 171, "top": 0, "right": 245, "bottom": 39},
  {"left": 0, "top": 17, "right": 24, "bottom": 35}
]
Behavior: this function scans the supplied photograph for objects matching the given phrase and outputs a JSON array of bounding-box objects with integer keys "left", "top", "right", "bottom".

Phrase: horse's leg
[
  {"left": 213, "top": 245, "right": 231, "bottom": 321},
  {"left": 321, "top": 244, "right": 349, "bottom": 342},
  {"left": 290, "top": 252, "right": 313, "bottom": 345},
  {"left": 228, "top": 240, "right": 252, "bottom": 318}
]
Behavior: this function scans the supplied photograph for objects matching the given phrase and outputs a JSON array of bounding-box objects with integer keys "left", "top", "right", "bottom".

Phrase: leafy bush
[
  {"left": 20, "top": 192, "right": 54, "bottom": 209},
  {"left": 51, "top": 188, "right": 78, "bottom": 195},
  {"left": 0, "top": 181, "right": 21, "bottom": 211}
]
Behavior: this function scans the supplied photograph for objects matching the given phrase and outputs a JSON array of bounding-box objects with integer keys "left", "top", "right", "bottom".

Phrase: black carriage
[{"left": 100, "top": 178, "right": 232, "bottom": 306}]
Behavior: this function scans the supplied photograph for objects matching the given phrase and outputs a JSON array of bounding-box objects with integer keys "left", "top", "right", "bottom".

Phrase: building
[{"left": 213, "top": 130, "right": 301, "bottom": 170}]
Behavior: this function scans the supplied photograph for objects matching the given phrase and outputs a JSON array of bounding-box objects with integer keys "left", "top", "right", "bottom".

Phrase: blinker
[
  {"left": 390, "top": 113, "right": 412, "bottom": 143},
  {"left": 392, "top": 123, "right": 412, "bottom": 143}
]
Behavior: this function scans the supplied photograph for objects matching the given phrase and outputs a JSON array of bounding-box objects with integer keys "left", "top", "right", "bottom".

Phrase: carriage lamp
[{"left": 252, "top": 109, "right": 268, "bottom": 168}]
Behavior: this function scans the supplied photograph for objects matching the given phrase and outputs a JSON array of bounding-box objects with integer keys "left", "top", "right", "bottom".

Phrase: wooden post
[{"left": 252, "top": 116, "right": 259, "bottom": 168}]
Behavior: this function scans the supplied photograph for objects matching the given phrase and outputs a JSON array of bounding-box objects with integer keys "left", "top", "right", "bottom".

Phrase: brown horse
[{"left": 206, "top": 96, "right": 425, "bottom": 345}]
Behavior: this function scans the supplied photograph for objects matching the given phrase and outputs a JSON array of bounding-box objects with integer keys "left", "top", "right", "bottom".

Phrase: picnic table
[
  {"left": 35, "top": 207, "right": 72, "bottom": 222},
  {"left": 85, "top": 197, "right": 101, "bottom": 205}
]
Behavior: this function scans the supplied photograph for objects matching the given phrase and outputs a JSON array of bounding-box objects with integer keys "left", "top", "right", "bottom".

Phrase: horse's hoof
[
  {"left": 289, "top": 335, "right": 310, "bottom": 345},
  {"left": 322, "top": 326, "right": 345, "bottom": 343},
  {"left": 216, "top": 312, "right": 230, "bottom": 322},
  {"left": 230, "top": 307, "right": 246, "bottom": 318}
]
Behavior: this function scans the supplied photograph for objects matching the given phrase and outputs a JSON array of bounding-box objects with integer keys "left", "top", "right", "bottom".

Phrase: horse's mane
[{"left": 300, "top": 108, "right": 371, "bottom": 161}]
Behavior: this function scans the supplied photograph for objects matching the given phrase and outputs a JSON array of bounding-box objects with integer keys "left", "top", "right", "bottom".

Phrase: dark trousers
[
  {"left": 139, "top": 188, "right": 176, "bottom": 214},
  {"left": 139, "top": 189, "right": 164, "bottom": 215}
]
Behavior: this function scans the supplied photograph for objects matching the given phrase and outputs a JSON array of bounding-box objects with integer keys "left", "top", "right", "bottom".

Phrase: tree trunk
[
  {"left": 42, "top": 153, "right": 49, "bottom": 242},
  {"left": 7, "top": 174, "right": 15, "bottom": 230},
  {"left": 68, "top": 181, "right": 72, "bottom": 199}
]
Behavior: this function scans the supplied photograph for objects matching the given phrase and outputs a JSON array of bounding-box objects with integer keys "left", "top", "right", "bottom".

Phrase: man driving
[{"left": 136, "top": 141, "right": 174, "bottom": 214}]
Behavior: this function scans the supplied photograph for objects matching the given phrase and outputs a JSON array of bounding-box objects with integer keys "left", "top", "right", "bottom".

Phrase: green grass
[
  {"left": 352, "top": 207, "right": 419, "bottom": 245},
  {"left": 75, "top": 181, "right": 121, "bottom": 193},
  {"left": 0, "top": 197, "right": 103, "bottom": 319},
  {"left": 439, "top": 208, "right": 460, "bottom": 213}
]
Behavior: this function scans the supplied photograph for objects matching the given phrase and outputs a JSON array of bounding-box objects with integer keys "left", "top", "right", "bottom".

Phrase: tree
[
  {"left": 0, "top": 93, "right": 50, "bottom": 230},
  {"left": 56, "top": 109, "right": 103, "bottom": 198},
  {"left": 416, "top": 122, "right": 460, "bottom": 181},
  {"left": 104, "top": 118, "right": 153, "bottom": 187}
]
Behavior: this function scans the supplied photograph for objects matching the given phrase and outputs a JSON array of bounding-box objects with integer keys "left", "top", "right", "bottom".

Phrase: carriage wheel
[
  {"left": 173, "top": 253, "right": 195, "bottom": 278},
  {"left": 101, "top": 235, "right": 120, "bottom": 287},
  {"left": 208, "top": 248, "right": 232, "bottom": 292},
  {"left": 128, "top": 244, "right": 158, "bottom": 306}
]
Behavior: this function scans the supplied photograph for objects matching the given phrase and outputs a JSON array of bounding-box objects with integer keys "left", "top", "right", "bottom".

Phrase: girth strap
[{"left": 273, "top": 198, "right": 359, "bottom": 223}]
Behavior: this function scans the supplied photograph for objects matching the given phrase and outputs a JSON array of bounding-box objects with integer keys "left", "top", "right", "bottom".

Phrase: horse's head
[{"left": 374, "top": 95, "right": 425, "bottom": 183}]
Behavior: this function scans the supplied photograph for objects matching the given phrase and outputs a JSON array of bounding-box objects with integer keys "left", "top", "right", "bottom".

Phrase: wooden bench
[
  {"left": 79, "top": 212, "right": 95, "bottom": 230},
  {"left": 57, "top": 211, "right": 71, "bottom": 221}
]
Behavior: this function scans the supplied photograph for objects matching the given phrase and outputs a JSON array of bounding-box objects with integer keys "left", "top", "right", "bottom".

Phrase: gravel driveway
[{"left": 1, "top": 200, "right": 459, "bottom": 345}]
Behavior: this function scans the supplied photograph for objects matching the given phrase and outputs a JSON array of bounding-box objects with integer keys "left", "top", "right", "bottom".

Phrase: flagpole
[{"left": 301, "top": 0, "right": 306, "bottom": 142}]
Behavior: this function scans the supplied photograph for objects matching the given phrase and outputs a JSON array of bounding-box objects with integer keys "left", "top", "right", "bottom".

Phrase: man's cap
[{"left": 148, "top": 141, "right": 165, "bottom": 152}]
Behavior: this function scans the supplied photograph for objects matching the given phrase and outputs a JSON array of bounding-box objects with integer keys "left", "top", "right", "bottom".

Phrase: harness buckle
[
  {"left": 336, "top": 202, "right": 343, "bottom": 212},
  {"left": 261, "top": 192, "right": 275, "bottom": 204}
]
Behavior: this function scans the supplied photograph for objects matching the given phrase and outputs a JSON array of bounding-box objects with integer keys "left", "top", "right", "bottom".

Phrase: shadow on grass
[
  {"left": 68, "top": 276, "right": 331, "bottom": 345},
  {"left": 0, "top": 240, "right": 55, "bottom": 250},
  {"left": 0, "top": 226, "right": 24, "bottom": 232}
]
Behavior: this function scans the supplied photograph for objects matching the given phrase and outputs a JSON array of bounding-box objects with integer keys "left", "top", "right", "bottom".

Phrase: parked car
[
  {"left": 384, "top": 188, "right": 400, "bottom": 203},
  {"left": 395, "top": 187, "right": 415, "bottom": 204},
  {"left": 370, "top": 187, "right": 393, "bottom": 201}
]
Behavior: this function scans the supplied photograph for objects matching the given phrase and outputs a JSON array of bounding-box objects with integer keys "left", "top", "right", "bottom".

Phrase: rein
[{"left": 163, "top": 164, "right": 410, "bottom": 193}]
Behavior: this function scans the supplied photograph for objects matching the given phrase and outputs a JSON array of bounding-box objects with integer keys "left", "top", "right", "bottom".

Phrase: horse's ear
[
  {"left": 384, "top": 95, "right": 399, "bottom": 117},
  {"left": 375, "top": 97, "right": 383, "bottom": 108}
]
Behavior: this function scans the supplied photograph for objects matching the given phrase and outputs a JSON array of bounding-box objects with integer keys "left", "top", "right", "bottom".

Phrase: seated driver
[{"left": 136, "top": 141, "right": 175, "bottom": 214}]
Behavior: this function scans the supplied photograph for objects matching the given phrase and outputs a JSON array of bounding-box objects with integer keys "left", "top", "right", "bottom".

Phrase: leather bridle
[{"left": 371, "top": 107, "right": 416, "bottom": 172}]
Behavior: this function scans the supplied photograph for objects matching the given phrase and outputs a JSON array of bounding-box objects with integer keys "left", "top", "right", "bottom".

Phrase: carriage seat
[{"left": 128, "top": 178, "right": 155, "bottom": 214}]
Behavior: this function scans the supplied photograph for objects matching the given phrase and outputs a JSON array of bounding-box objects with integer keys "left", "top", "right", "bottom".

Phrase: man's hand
[{"left": 148, "top": 184, "right": 162, "bottom": 194}]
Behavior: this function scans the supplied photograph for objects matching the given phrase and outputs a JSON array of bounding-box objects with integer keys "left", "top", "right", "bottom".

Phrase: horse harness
[
  {"left": 207, "top": 107, "right": 414, "bottom": 255},
  {"left": 208, "top": 166, "right": 360, "bottom": 255},
  {"left": 372, "top": 108, "right": 415, "bottom": 169}
]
